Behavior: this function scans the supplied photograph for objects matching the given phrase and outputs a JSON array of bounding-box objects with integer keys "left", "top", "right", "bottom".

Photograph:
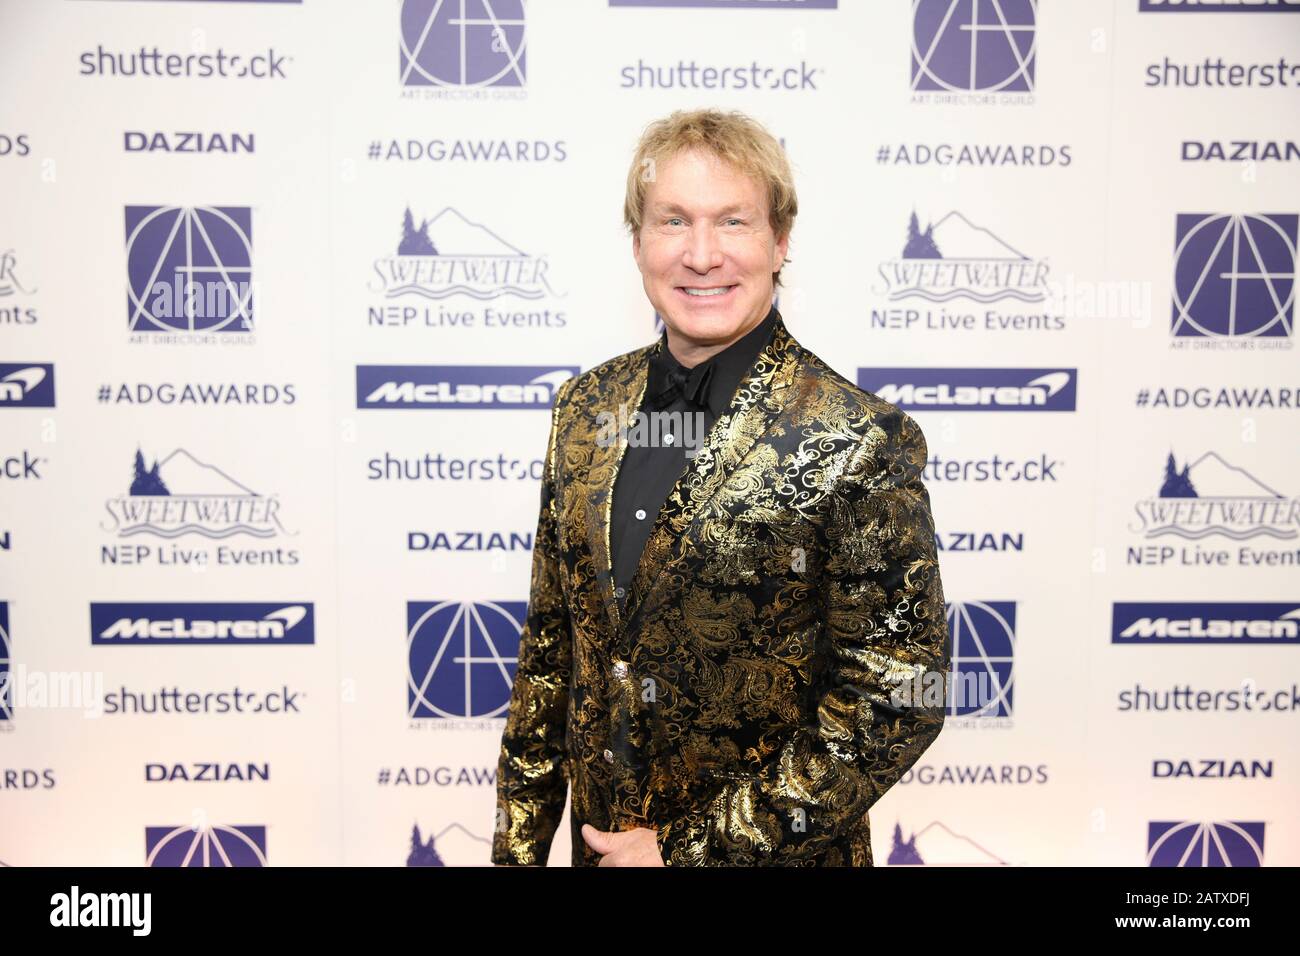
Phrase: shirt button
[
  {"left": 614, "top": 586, "right": 625, "bottom": 598},
  {"left": 603, "top": 749, "right": 614, "bottom": 764},
  {"left": 664, "top": 433, "right": 675, "bottom": 445},
  {"left": 634, "top": 509, "right": 646, "bottom": 520}
]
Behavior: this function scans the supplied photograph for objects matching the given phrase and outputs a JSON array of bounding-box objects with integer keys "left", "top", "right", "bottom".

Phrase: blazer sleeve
[
  {"left": 656, "top": 406, "right": 949, "bottom": 866},
  {"left": 490, "top": 378, "right": 575, "bottom": 865}
]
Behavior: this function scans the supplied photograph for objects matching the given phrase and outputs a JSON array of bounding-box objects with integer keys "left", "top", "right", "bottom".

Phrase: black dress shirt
[{"left": 609, "top": 304, "right": 778, "bottom": 612}]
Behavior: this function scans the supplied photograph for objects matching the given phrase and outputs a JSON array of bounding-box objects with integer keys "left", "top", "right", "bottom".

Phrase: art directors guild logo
[
  {"left": 399, "top": 0, "right": 526, "bottom": 99},
  {"left": 407, "top": 600, "right": 522, "bottom": 728},
  {"left": 99, "top": 447, "right": 300, "bottom": 568},
  {"left": 367, "top": 205, "right": 565, "bottom": 330},
  {"left": 911, "top": 0, "right": 1036, "bottom": 104},
  {"left": 125, "top": 205, "right": 255, "bottom": 344},
  {"left": 1171, "top": 213, "right": 1296, "bottom": 350},
  {"left": 1127, "top": 448, "right": 1300, "bottom": 567}
]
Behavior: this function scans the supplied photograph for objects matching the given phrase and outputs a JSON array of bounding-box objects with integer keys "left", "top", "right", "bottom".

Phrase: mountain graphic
[
  {"left": 905, "top": 210, "right": 1029, "bottom": 261},
  {"left": 1159, "top": 451, "right": 1282, "bottom": 499},
  {"left": 399, "top": 206, "right": 528, "bottom": 258},
  {"left": 887, "top": 819, "right": 1009, "bottom": 866},
  {"left": 129, "top": 447, "right": 258, "bottom": 497},
  {"left": 928, "top": 211, "right": 1029, "bottom": 259},
  {"left": 406, "top": 821, "right": 493, "bottom": 867}
]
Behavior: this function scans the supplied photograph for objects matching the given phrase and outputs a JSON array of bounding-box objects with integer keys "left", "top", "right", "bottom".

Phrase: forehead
[{"left": 645, "top": 148, "right": 766, "bottom": 211}]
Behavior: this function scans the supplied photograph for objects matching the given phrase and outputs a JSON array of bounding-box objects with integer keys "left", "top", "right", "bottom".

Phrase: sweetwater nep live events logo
[
  {"left": 0, "top": 247, "right": 39, "bottom": 325},
  {"left": 1126, "top": 449, "right": 1300, "bottom": 567},
  {"left": 367, "top": 205, "right": 565, "bottom": 329},
  {"left": 1112, "top": 602, "right": 1300, "bottom": 645},
  {"left": 911, "top": 0, "right": 1036, "bottom": 103},
  {"left": 407, "top": 600, "right": 522, "bottom": 726},
  {"left": 356, "top": 365, "right": 575, "bottom": 409},
  {"left": 146, "top": 824, "right": 267, "bottom": 867},
  {"left": 1171, "top": 213, "right": 1296, "bottom": 350},
  {"left": 0, "top": 364, "right": 55, "bottom": 407},
  {"left": 91, "top": 602, "right": 315, "bottom": 645},
  {"left": 125, "top": 206, "right": 254, "bottom": 343},
  {"left": 399, "top": 0, "right": 525, "bottom": 98},
  {"left": 870, "top": 209, "right": 1062, "bottom": 333},
  {"left": 876, "top": 211, "right": 1050, "bottom": 303},
  {"left": 857, "top": 367, "right": 1077, "bottom": 411},
  {"left": 99, "top": 447, "right": 300, "bottom": 567}
]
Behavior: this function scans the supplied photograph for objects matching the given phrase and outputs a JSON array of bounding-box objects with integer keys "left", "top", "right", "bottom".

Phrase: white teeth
[{"left": 683, "top": 287, "right": 731, "bottom": 296}]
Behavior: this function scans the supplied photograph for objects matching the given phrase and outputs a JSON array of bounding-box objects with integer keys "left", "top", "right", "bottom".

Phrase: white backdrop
[{"left": 1, "top": 0, "right": 1296, "bottom": 867}]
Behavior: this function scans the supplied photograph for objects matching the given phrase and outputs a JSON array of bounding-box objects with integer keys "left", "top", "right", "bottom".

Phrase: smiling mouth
[{"left": 677, "top": 285, "right": 737, "bottom": 298}]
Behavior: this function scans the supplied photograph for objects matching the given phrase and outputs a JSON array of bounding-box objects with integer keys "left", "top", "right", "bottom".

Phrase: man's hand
[{"left": 580, "top": 823, "right": 666, "bottom": 866}]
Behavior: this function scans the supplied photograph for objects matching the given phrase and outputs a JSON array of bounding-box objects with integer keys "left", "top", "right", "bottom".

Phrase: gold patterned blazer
[{"left": 491, "top": 311, "right": 948, "bottom": 866}]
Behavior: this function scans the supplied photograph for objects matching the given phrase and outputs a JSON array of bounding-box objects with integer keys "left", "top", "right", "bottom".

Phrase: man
[{"left": 492, "top": 108, "right": 948, "bottom": 867}]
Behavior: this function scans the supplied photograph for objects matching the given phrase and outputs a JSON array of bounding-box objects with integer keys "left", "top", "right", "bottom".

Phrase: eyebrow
[{"left": 651, "top": 202, "right": 755, "bottom": 217}]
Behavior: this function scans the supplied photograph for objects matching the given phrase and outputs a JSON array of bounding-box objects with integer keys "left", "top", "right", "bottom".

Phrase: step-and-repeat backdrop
[{"left": 2, "top": 0, "right": 1296, "bottom": 867}]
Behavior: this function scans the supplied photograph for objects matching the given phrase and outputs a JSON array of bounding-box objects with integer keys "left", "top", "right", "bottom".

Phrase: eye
[
  {"left": 667, "top": 217, "right": 684, "bottom": 226},
  {"left": 725, "top": 218, "right": 743, "bottom": 226}
]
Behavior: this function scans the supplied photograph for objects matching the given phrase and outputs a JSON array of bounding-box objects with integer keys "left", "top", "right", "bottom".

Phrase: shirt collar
[{"left": 650, "top": 303, "right": 778, "bottom": 417}]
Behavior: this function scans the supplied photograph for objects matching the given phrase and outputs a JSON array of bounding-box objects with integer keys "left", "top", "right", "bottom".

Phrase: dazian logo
[
  {"left": 145, "top": 762, "right": 270, "bottom": 783},
  {"left": 49, "top": 885, "right": 151, "bottom": 936},
  {"left": 124, "top": 131, "right": 255, "bottom": 154},
  {"left": 876, "top": 210, "right": 1049, "bottom": 303},
  {"left": 145, "top": 824, "right": 267, "bottom": 867},
  {"left": 857, "top": 367, "right": 1077, "bottom": 411},
  {"left": 370, "top": 205, "right": 559, "bottom": 301},
  {"left": 90, "top": 602, "right": 315, "bottom": 645},
  {"left": 1153, "top": 759, "right": 1273, "bottom": 779},
  {"left": 125, "top": 205, "right": 254, "bottom": 335},
  {"left": 1113, "top": 602, "right": 1300, "bottom": 644},
  {"left": 0, "top": 364, "right": 55, "bottom": 407},
  {"left": 357, "top": 365, "right": 575, "bottom": 409},
  {"left": 101, "top": 447, "right": 291, "bottom": 539},
  {"left": 399, "top": 0, "right": 526, "bottom": 90},
  {"left": 1147, "top": 821, "right": 1265, "bottom": 867},
  {"left": 911, "top": 0, "right": 1037, "bottom": 93},
  {"left": 407, "top": 600, "right": 523, "bottom": 720},
  {"left": 1172, "top": 213, "right": 1296, "bottom": 342},
  {"left": 1131, "top": 450, "right": 1299, "bottom": 541},
  {"left": 946, "top": 601, "right": 1015, "bottom": 719}
]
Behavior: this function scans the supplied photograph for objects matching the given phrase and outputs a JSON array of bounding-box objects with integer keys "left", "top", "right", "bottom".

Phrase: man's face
[{"left": 633, "top": 148, "right": 788, "bottom": 355}]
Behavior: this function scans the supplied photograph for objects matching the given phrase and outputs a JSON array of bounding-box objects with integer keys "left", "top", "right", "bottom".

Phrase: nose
[{"left": 682, "top": 221, "right": 723, "bottom": 274}]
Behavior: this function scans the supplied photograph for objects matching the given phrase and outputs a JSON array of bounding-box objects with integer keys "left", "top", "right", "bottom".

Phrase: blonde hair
[{"left": 623, "top": 108, "right": 797, "bottom": 288}]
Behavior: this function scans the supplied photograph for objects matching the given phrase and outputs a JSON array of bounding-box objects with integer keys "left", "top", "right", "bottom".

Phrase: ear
[
  {"left": 774, "top": 229, "right": 790, "bottom": 270},
  {"left": 632, "top": 229, "right": 641, "bottom": 262}
]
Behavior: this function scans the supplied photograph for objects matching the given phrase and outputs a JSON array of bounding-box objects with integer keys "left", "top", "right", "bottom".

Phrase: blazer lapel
[
  {"left": 617, "top": 313, "right": 803, "bottom": 635},
  {"left": 582, "top": 349, "right": 649, "bottom": 638}
]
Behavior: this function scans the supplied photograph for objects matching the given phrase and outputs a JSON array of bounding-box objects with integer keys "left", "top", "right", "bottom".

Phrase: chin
[{"left": 660, "top": 295, "right": 756, "bottom": 343}]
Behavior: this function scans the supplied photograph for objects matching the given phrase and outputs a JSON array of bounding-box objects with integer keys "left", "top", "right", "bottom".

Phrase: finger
[{"left": 580, "top": 823, "right": 611, "bottom": 853}]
